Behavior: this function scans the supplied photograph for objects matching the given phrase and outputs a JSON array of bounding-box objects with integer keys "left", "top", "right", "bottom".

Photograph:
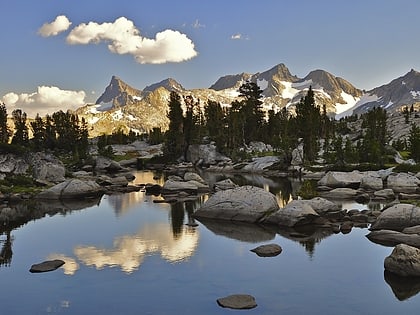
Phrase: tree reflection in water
[{"left": 0, "top": 231, "right": 13, "bottom": 267}]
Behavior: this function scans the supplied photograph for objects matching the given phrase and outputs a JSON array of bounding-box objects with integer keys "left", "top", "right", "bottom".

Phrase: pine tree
[
  {"left": 0, "top": 102, "right": 11, "bottom": 144},
  {"left": 408, "top": 123, "right": 420, "bottom": 162},
  {"left": 11, "top": 109, "right": 29, "bottom": 145},
  {"left": 360, "top": 107, "right": 388, "bottom": 164},
  {"left": 204, "top": 100, "right": 225, "bottom": 151},
  {"left": 30, "top": 114, "right": 46, "bottom": 150},
  {"left": 164, "top": 91, "right": 184, "bottom": 160},
  {"left": 238, "top": 81, "right": 264, "bottom": 143},
  {"left": 294, "top": 86, "right": 321, "bottom": 163}
]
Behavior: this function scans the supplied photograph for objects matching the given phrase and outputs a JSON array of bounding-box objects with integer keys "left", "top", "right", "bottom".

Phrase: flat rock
[
  {"left": 29, "top": 259, "right": 65, "bottom": 273},
  {"left": 217, "top": 294, "right": 257, "bottom": 309},
  {"left": 374, "top": 189, "right": 396, "bottom": 199},
  {"left": 317, "top": 171, "right": 363, "bottom": 188},
  {"left": 36, "top": 179, "right": 105, "bottom": 199},
  {"left": 250, "top": 244, "right": 282, "bottom": 257},
  {"left": 366, "top": 230, "right": 420, "bottom": 247},
  {"left": 320, "top": 188, "right": 359, "bottom": 199}
]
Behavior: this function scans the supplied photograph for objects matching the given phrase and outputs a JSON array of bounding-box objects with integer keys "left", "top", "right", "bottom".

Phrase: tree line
[
  {"left": 162, "top": 81, "right": 420, "bottom": 166},
  {"left": 0, "top": 102, "right": 89, "bottom": 159}
]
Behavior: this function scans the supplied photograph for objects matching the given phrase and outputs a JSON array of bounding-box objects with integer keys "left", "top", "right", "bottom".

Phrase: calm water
[{"left": 1, "top": 171, "right": 420, "bottom": 314}]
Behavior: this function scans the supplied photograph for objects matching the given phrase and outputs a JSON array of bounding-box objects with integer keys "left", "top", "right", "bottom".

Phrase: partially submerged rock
[
  {"left": 250, "top": 244, "right": 282, "bottom": 257},
  {"left": 317, "top": 171, "right": 364, "bottom": 189},
  {"left": 194, "top": 186, "right": 279, "bottom": 223},
  {"left": 29, "top": 259, "right": 65, "bottom": 273},
  {"left": 36, "top": 179, "right": 105, "bottom": 199},
  {"left": 263, "top": 200, "right": 319, "bottom": 227},
  {"left": 217, "top": 294, "right": 257, "bottom": 309},
  {"left": 366, "top": 230, "right": 420, "bottom": 248},
  {"left": 370, "top": 204, "right": 420, "bottom": 231},
  {"left": 384, "top": 244, "right": 420, "bottom": 277}
]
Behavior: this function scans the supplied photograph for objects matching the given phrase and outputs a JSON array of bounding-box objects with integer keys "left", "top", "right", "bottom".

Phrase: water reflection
[
  {"left": 105, "top": 171, "right": 165, "bottom": 216},
  {"left": 70, "top": 222, "right": 198, "bottom": 274},
  {"left": 0, "top": 231, "right": 13, "bottom": 267},
  {"left": 384, "top": 270, "right": 420, "bottom": 301},
  {"left": 199, "top": 172, "right": 298, "bottom": 207},
  {"left": 197, "top": 219, "right": 276, "bottom": 243}
]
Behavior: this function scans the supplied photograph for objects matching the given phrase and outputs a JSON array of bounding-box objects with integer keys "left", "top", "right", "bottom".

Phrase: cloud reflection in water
[{"left": 73, "top": 223, "right": 199, "bottom": 274}]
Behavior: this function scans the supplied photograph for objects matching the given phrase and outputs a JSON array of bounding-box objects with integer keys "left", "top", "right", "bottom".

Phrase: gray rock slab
[
  {"left": 263, "top": 200, "right": 319, "bottom": 227},
  {"left": 366, "top": 230, "right": 420, "bottom": 247},
  {"left": 29, "top": 259, "right": 65, "bottom": 273},
  {"left": 370, "top": 204, "right": 420, "bottom": 231},
  {"left": 217, "top": 294, "right": 257, "bottom": 309},
  {"left": 194, "top": 186, "right": 279, "bottom": 223}
]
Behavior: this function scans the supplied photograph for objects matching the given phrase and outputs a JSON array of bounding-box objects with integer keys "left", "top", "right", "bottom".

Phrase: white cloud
[
  {"left": 231, "top": 33, "right": 242, "bottom": 40},
  {"left": 2, "top": 86, "right": 86, "bottom": 117},
  {"left": 66, "top": 17, "right": 197, "bottom": 64},
  {"left": 38, "top": 15, "right": 72, "bottom": 37}
]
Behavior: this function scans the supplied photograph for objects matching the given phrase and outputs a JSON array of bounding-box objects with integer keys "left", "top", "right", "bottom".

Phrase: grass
[{"left": 113, "top": 151, "right": 140, "bottom": 162}]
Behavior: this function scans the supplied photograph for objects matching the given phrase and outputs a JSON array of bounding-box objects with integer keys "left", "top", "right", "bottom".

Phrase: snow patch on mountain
[
  {"left": 336, "top": 93, "right": 379, "bottom": 119},
  {"left": 257, "top": 78, "right": 268, "bottom": 90},
  {"left": 335, "top": 91, "right": 360, "bottom": 115},
  {"left": 281, "top": 81, "right": 299, "bottom": 99},
  {"left": 410, "top": 90, "right": 420, "bottom": 98}
]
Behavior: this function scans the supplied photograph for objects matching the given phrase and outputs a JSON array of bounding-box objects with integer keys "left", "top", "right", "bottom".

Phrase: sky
[{"left": 1, "top": 0, "right": 420, "bottom": 117}]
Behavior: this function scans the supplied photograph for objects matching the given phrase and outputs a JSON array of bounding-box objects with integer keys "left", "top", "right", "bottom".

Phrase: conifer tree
[
  {"left": 359, "top": 107, "right": 388, "bottom": 164},
  {"left": 30, "top": 113, "right": 46, "bottom": 150},
  {"left": 164, "top": 91, "right": 184, "bottom": 160},
  {"left": 204, "top": 100, "right": 225, "bottom": 151},
  {"left": 11, "top": 109, "right": 29, "bottom": 145},
  {"left": 238, "top": 81, "right": 264, "bottom": 143},
  {"left": 408, "top": 123, "right": 420, "bottom": 162},
  {"left": 294, "top": 86, "right": 321, "bottom": 163},
  {"left": 0, "top": 102, "right": 11, "bottom": 144}
]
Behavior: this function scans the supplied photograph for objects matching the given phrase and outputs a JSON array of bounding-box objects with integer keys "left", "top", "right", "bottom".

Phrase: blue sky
[{"left": 1, "top": 0, "right": 420, "bottom": 116}]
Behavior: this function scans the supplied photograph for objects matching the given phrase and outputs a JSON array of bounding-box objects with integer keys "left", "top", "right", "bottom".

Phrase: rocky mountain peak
[
  {"left": 257, "top": 63, "right": 299, "bottom": 83},
  {"left": 209, "top": 72, "right": 252, "bottom": 91},
  {"left": 353, "top": 69, "right": 420, "bottom": 115},
  {"left": 95, "top": 76, "right": 142, "bottom": 107},
  {"left": 143, "top": 78, "right": 184, "bottom": 93}
]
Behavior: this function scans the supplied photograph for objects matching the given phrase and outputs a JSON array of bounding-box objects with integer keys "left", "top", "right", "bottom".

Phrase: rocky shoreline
[{"left": 1, "top": 142, "right": 420, "bottom": 277}]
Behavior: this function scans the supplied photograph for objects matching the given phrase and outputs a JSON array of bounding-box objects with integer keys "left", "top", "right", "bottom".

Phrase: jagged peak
[
  {"left": 96, "top": 75, "right": 141, "bottom": 105},
  {"left": 264, "top": 63, "right": 298, "bottom": 80}
]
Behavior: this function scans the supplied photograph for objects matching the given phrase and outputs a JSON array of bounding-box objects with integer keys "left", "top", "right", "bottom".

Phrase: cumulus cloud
[
  {"left": 66, "top": 16, "right": 197, "bottom": 64},
  {"left": 38, "top": 15, "right": 72, "bottom": 37},
  {"left": 2, "top": 86, "right": 86, "bottom": 117}
]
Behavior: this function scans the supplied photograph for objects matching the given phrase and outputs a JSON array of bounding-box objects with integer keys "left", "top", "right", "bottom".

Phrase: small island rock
[
  {"left": 217, "top": 294, "right": 257, "bottom": 309},
  {"left": 30, "top": 259, "right": 65, "bottom": 273},
  {"left": 250, "top": 244, "right": 282, "bottom": 257}
]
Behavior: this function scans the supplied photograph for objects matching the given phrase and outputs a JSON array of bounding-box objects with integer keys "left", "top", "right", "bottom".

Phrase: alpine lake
[{"left": 1, "top": 170, "right": 420, "bottom": 315}]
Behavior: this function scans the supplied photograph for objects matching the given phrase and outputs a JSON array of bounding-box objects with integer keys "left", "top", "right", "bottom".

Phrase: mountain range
[{"left": 76, "top": 64, "right": 420, "bottom": 136}]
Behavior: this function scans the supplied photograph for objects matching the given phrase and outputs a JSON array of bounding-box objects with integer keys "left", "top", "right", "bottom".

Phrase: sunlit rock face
[{"left": 73, "top": 223, "right": 199, "bottom": 274}]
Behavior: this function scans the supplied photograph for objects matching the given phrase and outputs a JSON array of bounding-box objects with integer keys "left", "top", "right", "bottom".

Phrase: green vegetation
[
  {"left": 0, "top": 174, "right": 44, "bottom": 194},
  {"left": 297, "top": 180, "right": 318, "bottom": 199}
]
